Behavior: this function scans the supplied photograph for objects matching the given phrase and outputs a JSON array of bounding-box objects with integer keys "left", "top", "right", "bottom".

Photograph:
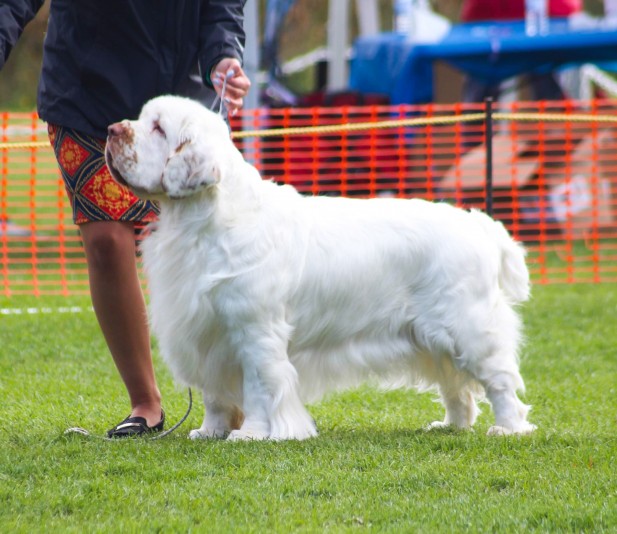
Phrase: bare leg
[{"left": 80, "top": 221, "right": 162, "bottom": 426}]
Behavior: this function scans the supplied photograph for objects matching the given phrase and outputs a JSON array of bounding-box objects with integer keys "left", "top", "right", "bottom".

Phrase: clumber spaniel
[{"left": 105, "top": 95, "right": 536, "bottom": 440}]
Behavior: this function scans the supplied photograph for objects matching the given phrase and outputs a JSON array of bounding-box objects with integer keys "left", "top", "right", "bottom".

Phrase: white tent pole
[
  {"left": 355, "top": 0, "right": 380, "bottom": 35},
  {"left": 327, "top": 0, "right": 350, "bottom": 91},
  {"left": 243, "top": 0, "right": 260, "bottom": 168},
  {"left": 244, "top": 0, "right": 260, "bottom": 110}
]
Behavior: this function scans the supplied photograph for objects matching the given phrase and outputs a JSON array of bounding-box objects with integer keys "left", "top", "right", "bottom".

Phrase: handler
[{"left": 0, "top": 1, "right": 251, "bottom": 437}]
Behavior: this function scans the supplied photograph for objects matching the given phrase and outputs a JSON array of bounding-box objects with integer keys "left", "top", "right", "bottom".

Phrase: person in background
[
  {"left": 460, "top": 0, "right": 583, "bottom": 105},
  {"left": 0, "top": 1, "right": 251, "bottom": 437}
]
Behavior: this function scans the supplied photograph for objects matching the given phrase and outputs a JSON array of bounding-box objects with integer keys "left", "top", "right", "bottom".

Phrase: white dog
[{"left": 105, "top": 95, "right": 536, "bottom": 441}]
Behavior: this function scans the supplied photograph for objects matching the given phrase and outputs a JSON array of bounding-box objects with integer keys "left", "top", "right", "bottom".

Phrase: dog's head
[{"left": 105, "top": 95, "right": 231, "bottom": 200}]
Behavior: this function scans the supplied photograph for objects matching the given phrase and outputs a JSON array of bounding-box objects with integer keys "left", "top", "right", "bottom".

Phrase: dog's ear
[{"left": 161, "top": 124, "right": 222, "bottom": 198}]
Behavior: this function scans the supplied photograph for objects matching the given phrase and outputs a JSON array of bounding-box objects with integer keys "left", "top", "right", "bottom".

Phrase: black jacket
[{"left": 0, "top": 0, "right": 246, "bottom": 137}]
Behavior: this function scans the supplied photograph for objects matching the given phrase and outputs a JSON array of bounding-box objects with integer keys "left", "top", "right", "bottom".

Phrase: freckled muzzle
[{"left": 105, "top": 122, "right": 134, "bottom": 188}]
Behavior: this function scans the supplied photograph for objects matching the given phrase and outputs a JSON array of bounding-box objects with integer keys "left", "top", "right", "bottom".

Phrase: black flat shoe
[{"left": 107, "top": 411, "right": 165, "bottom": 438}]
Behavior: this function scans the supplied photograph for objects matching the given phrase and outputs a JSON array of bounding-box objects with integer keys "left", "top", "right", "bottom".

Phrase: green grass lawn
[{"left": 1, "top": 285, "right": 616, "bottom": 532}]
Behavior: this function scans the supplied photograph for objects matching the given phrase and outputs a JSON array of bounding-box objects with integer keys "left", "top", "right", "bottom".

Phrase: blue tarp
[{"left": 350, "top": 19, "right": 617, "bottom": 104}]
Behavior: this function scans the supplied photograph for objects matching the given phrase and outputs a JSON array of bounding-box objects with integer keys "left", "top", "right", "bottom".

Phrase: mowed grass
[{"left": 0, "top": 285, "right": 616, "bottom": 532}]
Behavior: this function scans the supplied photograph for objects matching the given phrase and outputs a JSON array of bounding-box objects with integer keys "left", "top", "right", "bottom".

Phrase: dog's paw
[
  {"left": 487, "top": 422, "right": 537, "bottom": 436},
  {"left": 271, "top": 426, "right": 318, "bottom": 441},
  {"left": 188, "top": 428, "right": 228, "bottom": 440},
  {"left": 227, "top": 428, "right": 270, "bottom": 441},
  {"left": 426, "top": 421, "right": 473, "bottom": 433},
  {"left": 426, "top": 421, "right": 449, "bottom": 431}
]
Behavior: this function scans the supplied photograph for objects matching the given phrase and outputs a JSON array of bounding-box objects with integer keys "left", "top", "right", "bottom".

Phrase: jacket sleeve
[
  {"left": 198, "top": 0, "right": 246, "bottom": 86},
  {"left": 0, "top": 0, "right": 45, "bottom": 69}
]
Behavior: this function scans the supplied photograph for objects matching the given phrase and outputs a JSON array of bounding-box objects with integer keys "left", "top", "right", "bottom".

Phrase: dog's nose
[{"left": 107, "top": 122, "right": 126, "bottom": 137}]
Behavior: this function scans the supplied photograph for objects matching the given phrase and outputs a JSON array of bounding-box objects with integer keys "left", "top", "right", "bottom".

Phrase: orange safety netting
[{"left": 2, "top": 100, "right": 617, "bottom": 296}]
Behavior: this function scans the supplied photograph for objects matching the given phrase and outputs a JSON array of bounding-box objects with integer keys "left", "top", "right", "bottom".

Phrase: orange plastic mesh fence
[
  {"left": 1, "top": 112, "right": 84, "bottom": 296},
  {"left": 2, "top": 100, "right": 617, "bottom": 296}
]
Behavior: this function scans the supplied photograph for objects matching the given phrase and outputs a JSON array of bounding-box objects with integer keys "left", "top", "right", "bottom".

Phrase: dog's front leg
[
  {"left": 227, "top": 363, "right": 275, "bottom": 441},
  {"left": 189, "top": 393, "right": 244, "bottom": 440},
  {"left": 227, "top": 339, "right": 318, "bottom": 441}
]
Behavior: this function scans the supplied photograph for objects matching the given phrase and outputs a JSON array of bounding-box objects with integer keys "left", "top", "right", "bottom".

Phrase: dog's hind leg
[
  {"left": 428, "top": 388, "right": 479, "bottom": 431},
  {"left": 427, "top": 366, "right": 480, "bottom": 431},
  {"left": 482, "top": 370, "right": 537, "bottom": 436},
  {"left": 468, "top": 348, "right": 536, "bottom": 435},
  {"left": 451, "top": 297, "right": 536, "bottom": 436},
  {"left": 189, "top": 393, "right": 244, "bottom": 440}
]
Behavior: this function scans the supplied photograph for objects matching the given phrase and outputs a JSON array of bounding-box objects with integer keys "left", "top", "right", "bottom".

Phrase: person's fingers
[
  {"left": 217, "top": 79, "right": 250, "bottom": 100},
  {"left": 212, "top": 70, "right": 250, "bottom": 95},
  {"left": 211, "top": 59, "right": 241, "bottom": 84},
  {"left": 211, "top": 61, "right": 251, "bottom": 115}
]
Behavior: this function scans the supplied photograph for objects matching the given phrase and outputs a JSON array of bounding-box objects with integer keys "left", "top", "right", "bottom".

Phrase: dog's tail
[{"left": 470, "top": 209, "right": 530, "bottom": 303}]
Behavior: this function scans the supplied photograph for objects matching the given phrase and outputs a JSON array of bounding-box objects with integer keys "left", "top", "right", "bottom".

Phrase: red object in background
[{"left": 461, "top": 0, "right": 582, "bottom": 22}]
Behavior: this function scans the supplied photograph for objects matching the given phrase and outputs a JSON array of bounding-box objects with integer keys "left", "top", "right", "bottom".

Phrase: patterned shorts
[{"left": 48, "top": 124, "right": 160, "bottom": 225}]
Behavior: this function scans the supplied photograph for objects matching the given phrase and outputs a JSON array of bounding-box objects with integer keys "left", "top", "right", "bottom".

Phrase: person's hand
[{"left": 211, "top": 58, "right": 251, "bottom": 115}]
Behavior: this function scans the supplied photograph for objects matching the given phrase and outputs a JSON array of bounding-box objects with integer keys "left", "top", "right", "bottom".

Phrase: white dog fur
[{"left": 105, "top": 95, "right": 536, "bottom": 441}]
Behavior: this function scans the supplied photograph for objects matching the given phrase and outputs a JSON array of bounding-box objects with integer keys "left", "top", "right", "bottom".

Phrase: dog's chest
[{"left": 143, "top": 228, "right": 220, "bottom": 316}]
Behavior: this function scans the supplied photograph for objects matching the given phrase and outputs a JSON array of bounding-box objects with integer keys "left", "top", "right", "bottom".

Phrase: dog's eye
[{"left": 152, "top": 122, "right": 166, "bottom": 138}]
